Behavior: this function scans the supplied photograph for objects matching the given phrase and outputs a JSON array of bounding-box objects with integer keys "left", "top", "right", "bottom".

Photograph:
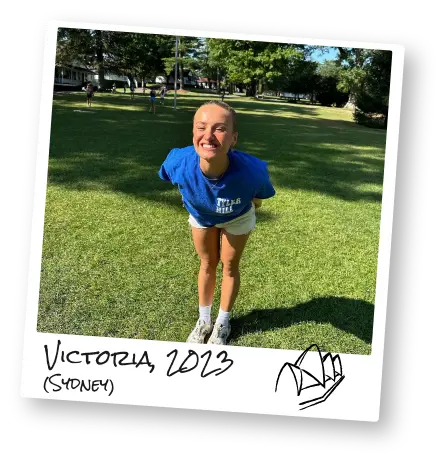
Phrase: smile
[{"left": 202, "top": 143, "right": 218, "bottom": 149}]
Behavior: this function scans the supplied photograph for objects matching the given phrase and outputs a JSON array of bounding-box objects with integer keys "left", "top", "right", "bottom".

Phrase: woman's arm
[{"left": 253, "top": 198, "right": 263, "bottom": 209}]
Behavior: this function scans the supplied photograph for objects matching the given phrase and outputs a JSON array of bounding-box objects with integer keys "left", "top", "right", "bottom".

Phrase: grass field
[{"left": 37, "top": 90, "right": 387, "bottom": 355}]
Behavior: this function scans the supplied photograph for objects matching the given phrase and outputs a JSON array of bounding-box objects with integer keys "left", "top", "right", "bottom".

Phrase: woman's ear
[{"left": 231, "top": 132, "right": 238, "bottom": 148}]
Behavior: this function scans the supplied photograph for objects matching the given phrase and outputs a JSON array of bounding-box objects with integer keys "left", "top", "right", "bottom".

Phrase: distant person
[
  {"left": 149, "top": 88, "right": 156, "bottom": 114},
  {"left": 221, "top": 87, "right": 226, "bottom": 102},
  {"left": 112, "top": 82, "right": 116, "bottom": 94},
  {"left": 123, "top": 83, "right": 127, "bottom": 94},
  {"left": 130, "top": 81, "right": 135, "bottom": 99},
  {"left": 86, "top": 82, "right": 94, "bottom": 107},
  {"left": 160, "top": 87, "right": 167, "bottom": 105}
]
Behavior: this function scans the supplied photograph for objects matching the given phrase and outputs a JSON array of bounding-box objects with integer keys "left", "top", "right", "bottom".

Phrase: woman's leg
[
  {"left": 207, "top": 230, "right": 250, "bottom": 345},
  {"left": 219, "top": 230, "right": 250, "bottom": 312},
  {"left": 187, "top": 226, "right": 221, "bottom": 343},
  {"left": 191, "top": 226, "right": 221, "bottom": 307}
]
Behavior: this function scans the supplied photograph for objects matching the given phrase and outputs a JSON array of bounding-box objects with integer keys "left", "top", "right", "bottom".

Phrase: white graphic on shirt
[{"left": 216, "top": 197, "right": 241, "bottom": 214}]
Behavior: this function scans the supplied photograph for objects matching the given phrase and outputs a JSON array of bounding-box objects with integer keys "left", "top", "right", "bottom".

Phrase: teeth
[{"left": 203, "top": 144, "right": 216, "bottom": 148}]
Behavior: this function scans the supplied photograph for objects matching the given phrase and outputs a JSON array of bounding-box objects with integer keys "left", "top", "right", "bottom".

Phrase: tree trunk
[
  {"left": 217, "top": 67, "right": 220, "bottom": 93},
  {"left": 98, "top": 66, "right": 106, "bottom": 90},
  {"left": 179, "top": 38, "right": 183, "bottom": 90},
  {"left": 246, "top": 79, "right": 257, "bottom": 97},
  {"left": 95, "top": 30, "right": 106, "bottom": 90},
  {"left": 344, "top": 93, "right": 357, "bottom": 110},
  {"left": 179, "top": 63, "right": 184, "bottom": 90}
]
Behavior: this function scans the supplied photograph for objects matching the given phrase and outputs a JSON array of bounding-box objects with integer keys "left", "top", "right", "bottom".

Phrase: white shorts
[{"left": 188, "top": 205, "right": 256, "bottom": 235}]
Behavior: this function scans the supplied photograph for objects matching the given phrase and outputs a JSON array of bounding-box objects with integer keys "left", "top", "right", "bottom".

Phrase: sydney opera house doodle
[{"left": 275, "top": 344, "right": 345, "bottom": 410}]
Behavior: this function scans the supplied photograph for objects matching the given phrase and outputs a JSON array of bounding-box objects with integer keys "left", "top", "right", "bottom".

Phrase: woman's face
[{"left": 193, "top": 105, "right": 238, "bottom": 161}]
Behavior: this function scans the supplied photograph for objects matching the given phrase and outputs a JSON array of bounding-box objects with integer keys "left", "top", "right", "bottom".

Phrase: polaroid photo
[{"left": 21, "top": 21, "right": 404, "bottom": 421}]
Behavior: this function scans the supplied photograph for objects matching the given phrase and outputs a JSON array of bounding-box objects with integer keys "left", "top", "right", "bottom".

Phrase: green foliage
[
  {"left": 314, "top": 61, "right": 348, "bottom": 106},
  {"left": 39, "top": 92, "right": 384, "bottom": 353},
  {"left": 318, "top": 60, "right": 341, "bottom": 79},
  {"left": 353, "top": 50, "right": 392, "bottom": 128},
  {"left": 162, "top": 36, "right": 201, "bottom": 88},
  {"left": 205, "top": 39, "right": 303, "bottom": 95},
  {"left": 353, "top": 108, "right": 387, "bottom": 129},
  {"left": 56, "top": 28, "right": 176, "bottom": 84},
  {"left": 315, "top": 76, "right": 349, "bottom": 107},
  {"left": 162, "top": 37, "right": 198, "bottom": 74},
  {"left": 119, "top": 33, "right": 175, "bottom": 80},
  {"left": 275, "top": 56, "right": 317, "bottom": 96},
  {"left": 337, "top": 66, "right": 367, "bottom": 94},
  {"left": 55, "top": 31, "right": 392, "bottom": 129},
  {"left": 333, "top": 48, "right": 372, "bottom": 106}
]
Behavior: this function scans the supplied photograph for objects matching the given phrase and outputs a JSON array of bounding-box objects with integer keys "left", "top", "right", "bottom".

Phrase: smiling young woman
[{"left": 159, "top": 101, "right": 275, "bottom": 345}]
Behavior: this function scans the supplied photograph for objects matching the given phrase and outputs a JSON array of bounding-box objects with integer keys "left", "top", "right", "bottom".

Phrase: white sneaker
[
  {"left": 208, "top": 322, "right": 231, "bottom": 345},
  {"left": 187, "top": 319, "right": 213, "bottom": 343}
]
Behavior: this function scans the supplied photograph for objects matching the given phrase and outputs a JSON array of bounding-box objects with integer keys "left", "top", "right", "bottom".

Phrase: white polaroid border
[{"left": 21, "top": 20, "right": 404, "bottom": 422}]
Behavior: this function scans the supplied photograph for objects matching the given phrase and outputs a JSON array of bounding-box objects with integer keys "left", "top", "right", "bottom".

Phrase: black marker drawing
[
  {"left": 44, "top": 374, "right": 114, "bottom": 396},
  {"left": 275, "top": 344, "right": 344, "bottom": 410},
  {"left": 166, "top": 349, "right": 233, "bottom": 377},
  {"left": 44, "top": 340, "right": 155, "bottom": 372}
]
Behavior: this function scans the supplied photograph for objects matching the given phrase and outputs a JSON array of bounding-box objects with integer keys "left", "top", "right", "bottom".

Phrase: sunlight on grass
[{"left": 37, "top": 91, "right": 386, "bottom": 355}]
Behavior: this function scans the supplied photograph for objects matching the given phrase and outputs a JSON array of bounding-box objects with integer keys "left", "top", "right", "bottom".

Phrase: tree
[
  {"left": 57, "top": 28, "right": 177, "bottom": 89},
  {"left": 163, "top": 36, "right": 200, "bottom": 89},
  {"left": 314, "top": 60, "right": 348, "bottom": 107},
  {"left": 335, "top": 47, "right": 372, "bottom": 110},
  {"left": 152, "top": 34, "right": 178, "bottom": 85},
  {"left": 118, "top": 33, "right": 175, "bottom": 85},
  {"left": 56, "top": 28, "right": 127, "bottom": 89},
  {"left": 353, "top": 50, "right": 392, "bottom": 128},
  {"left": 194, "top": 38, "right": 220, "bottom": 89},
  {"left": 205, "top": 39, "right": 303, "bottom": 96},
  {"left": 206, "top": 38, "right": 229, "bottom": 92},
  {"left": 282, "top": 59, "right": 318, "bottom": 100}
]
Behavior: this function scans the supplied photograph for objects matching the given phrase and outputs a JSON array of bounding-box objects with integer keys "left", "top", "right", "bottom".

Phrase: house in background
[
  {"left": 54, "top": 63, "right": 93, "bottom": 90},
  {"left": 196, "top": 77, "right": 222, "bottom": 90},
  {"left": 54, "top": 62, "right": 130, "bottom": 91},
  {"left": 156, "top": 70, "right": 199, "bottom": 87}
]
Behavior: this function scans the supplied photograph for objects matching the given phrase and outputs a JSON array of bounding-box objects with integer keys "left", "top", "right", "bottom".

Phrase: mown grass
[{"left": 37, "top": 90, "right": 387, "bottom": 354}]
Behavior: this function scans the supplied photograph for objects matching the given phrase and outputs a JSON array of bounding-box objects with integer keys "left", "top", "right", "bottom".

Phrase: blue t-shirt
[{"left": 158, "top": 146, "right": 275, "bottom": 227}]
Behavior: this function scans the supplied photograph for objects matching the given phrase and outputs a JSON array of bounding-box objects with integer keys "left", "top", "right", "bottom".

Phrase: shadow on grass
[
  {"left": 255, "top": 208, "right": 278, "bottom": 223},
  {"left": 231, "top": 296, "right": 374, "bottom": 346},
  {"left": 48, "top": 93, "right": 386, "bottom": 206}
]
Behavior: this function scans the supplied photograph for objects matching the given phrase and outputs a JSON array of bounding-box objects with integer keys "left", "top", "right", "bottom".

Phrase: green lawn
[{"left": 37, "top": 90, "right": 387, "bottom": 354}]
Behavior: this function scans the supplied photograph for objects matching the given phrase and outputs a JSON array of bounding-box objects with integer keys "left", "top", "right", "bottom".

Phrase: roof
[{"left": 197, "top": 77, "right": 217, "bottom": 83}]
